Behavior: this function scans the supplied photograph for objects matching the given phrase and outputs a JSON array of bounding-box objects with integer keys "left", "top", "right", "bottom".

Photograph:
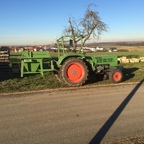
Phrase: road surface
[{"left": 0, "top": 81, "right": 144, "bottom": 144}]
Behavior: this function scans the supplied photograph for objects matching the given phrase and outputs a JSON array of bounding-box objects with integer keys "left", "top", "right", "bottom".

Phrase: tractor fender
[{"left": 57, "top": 53, "right": 85, "bottom": 66}]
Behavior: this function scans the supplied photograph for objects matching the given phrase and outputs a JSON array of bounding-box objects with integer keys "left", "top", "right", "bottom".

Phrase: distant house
[
  {"left": 96, "top": 47, "right": 104, "bottom": 51},
  {"left": 108, "top": 47, "right": 117, "bottom": 52},
  {"left": 10, "top": 46, "right": 24, "bottom": 52},
  {"left": 83, "top": 47, "right": 97, "bottom": 52},
  {"left": 24, "top": 46, "right": 37, "bottom": 51}
]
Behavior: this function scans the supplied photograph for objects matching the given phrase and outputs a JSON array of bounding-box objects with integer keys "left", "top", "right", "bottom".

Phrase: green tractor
[
  {"left": 20, "top": 35, "right": 123, "bottom": 86},
  {"left": 54, "top": 35, "right": 123, "bottom": 86}
]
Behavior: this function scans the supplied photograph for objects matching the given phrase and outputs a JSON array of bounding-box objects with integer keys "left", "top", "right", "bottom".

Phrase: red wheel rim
[
  {"left": 66, "top": 62, "right": 84, "bottom": 83},
  {"left": 113, "top": 72, "right": 121, "bottom": 81}
]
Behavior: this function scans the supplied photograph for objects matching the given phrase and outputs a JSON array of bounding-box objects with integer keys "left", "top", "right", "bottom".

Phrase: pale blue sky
[{"left": 0, "top": 0, "right": 144, "bottom": 45}]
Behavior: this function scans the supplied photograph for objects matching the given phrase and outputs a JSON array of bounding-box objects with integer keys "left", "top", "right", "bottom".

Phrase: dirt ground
[{"left": 0, "top": 82, "right": 144, "bottom": 144}]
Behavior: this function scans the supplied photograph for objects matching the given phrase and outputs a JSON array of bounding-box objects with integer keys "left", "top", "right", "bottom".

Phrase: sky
[{"left": 0, "top": 0, "right": 144, "bottom": 45}]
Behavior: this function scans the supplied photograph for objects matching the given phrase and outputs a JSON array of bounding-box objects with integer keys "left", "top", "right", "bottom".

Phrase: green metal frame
[
  {"left": 56, "top": 35, "right": 84, "bottom": 57},
  {"left": 20, "top": 51, "right": 54, "bottom": 77}
]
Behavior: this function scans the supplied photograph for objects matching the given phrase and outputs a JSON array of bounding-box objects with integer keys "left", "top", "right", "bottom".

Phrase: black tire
[
  {"left": 109, "top": 69, "right": 123, "bottom": 83},
  {"left": 59, "top": 58, "right": 88, "bottom": 86}
]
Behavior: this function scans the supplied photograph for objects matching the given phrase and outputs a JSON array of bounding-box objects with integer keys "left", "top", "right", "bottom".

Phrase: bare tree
[
  {"left": 63, "top": 4, "right": 108, "bottom": 49},
  {"left": 68, "top": 19, "right": 77, "bottom": 49}
]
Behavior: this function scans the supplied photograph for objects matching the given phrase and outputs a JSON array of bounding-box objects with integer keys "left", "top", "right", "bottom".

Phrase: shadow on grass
[
  {"left": 89, "top": 79, "right": 144, "bottom": 144},
  {"left": 0, "top": 67, "right": 140, "bottom": 86},
  {"left": 122, "top": 67, "right": 139, "bottom": 82},
  {"left": 0, "top": 71, "right": 20, "bottom": 82},
  {"left": 86, "top": 67, "right": 139, "bottom": 85}
]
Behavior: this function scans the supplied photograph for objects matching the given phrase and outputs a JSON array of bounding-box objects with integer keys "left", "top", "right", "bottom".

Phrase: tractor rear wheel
[
  {"left": 59, "top": 58, "right": 88, "bottom": 86},
  {"left": 109, "top": 69, "right": 123, "bottom": 83}
]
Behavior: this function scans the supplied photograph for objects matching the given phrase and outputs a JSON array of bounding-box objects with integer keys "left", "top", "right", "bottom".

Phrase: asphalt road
[{"left": 0, "top": 81, "right": 144, "bottom": 144}]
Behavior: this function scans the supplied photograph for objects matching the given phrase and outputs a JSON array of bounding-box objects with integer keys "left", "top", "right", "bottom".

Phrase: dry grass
[
  {"left": 104, "top": 45, "right": 144, "bottom": 52},
  {"left": 103, "top": 135, "right": 144, "bottom": 144}
]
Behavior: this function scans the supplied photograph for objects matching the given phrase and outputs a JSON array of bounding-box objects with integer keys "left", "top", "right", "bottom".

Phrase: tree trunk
[{"left": 68, "top": 19, "right": 77, "bottom": 52}]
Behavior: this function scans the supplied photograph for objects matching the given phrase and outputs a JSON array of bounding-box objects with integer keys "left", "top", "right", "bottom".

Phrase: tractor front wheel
[
  {"left": 59, "top": 58, "right": 88, "bottom": 86},
  {"left": 109, "top": 69, "right": 123, "bottom": 83}
]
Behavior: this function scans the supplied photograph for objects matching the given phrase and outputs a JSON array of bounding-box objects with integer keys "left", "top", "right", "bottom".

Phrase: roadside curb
[{"left": 0, "top": 82, "right": 140, "bottom": 96}]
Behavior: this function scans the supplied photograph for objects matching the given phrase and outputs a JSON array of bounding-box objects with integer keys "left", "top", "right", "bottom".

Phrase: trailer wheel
[
  {"left": 109, "top": 69, "right": 123, "bottom": 83},
  {"left": 59, "top": 58, "right": 88, "bottom": 86}
]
